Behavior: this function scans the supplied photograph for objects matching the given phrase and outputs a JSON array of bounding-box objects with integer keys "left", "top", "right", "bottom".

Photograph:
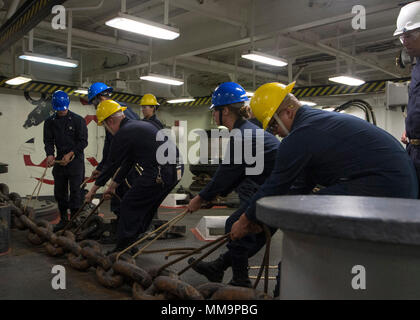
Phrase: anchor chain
[{"left": 1, "top": 187, "right": 273, "bottom": 300}]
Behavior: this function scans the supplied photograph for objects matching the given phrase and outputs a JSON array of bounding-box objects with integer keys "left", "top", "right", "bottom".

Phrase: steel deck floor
[{"left": 0, "top": 203, "right": 283, "bottom": 300}]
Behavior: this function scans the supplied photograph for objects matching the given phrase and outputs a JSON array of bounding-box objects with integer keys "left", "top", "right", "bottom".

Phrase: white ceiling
[{"left": 0, "top": 0, "right": 413, "bottom": 98}]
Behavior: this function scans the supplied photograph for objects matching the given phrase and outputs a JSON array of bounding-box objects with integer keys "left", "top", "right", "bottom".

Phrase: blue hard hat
[
  {"left": 88, "top": 82, "right": 113, "bottom": 103},
  {"left": 52, "top": 90, "right": 70, "bottom": 111},
  {"left": 210, "top": 82, "right": 249, "bottom": 110}
]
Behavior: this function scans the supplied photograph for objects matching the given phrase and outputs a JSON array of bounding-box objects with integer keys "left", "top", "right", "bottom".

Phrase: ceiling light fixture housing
[
  {"left": 74, "top": 88, "right": 88, "bottom": 95},
  {"left": 167, "top": 97, "right": 195, "bottom": 103},
  {"left": 105, "top": 12, "right": 180, "bottom": 40},
  {"left": 6, "top": 75, "right": 32, "bottom": 85},
  {"left": 328, "top": 75, "right": 365, "bottom": 86},
  {"left": 242, "top": 51, "right": 288, "bottom": 67},
  {"left": 140, "top": 73, "right": 184, "bottom": 86},
  {"left": 300, "top": 101, "right": 317, "bottom": 106},
  {"left": 19, "top": 52, "right": 79, "bottom": 68}
]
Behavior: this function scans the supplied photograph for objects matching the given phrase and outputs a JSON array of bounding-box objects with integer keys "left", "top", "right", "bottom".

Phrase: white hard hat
[{"left": 394, "top": 1, "right": 420, "bottom": 36}]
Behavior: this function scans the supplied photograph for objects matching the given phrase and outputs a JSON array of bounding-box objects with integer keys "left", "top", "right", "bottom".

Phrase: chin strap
[
  {"left": 273, "top": 112, "right": 289, "bottom": 136},
  {"left": 217, "top": 107, "right": 223, "bottom": 127}
]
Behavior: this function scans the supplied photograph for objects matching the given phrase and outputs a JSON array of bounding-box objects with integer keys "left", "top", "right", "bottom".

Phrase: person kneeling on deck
[
  {"left": 230, "top": 82, "right": 419, "bottom": 241},
  {"left": 85, "top": 100, "right": 183, "bottom": 253},
  {"left": 186, "top": 82, "right": 283, "bottom": 288}
]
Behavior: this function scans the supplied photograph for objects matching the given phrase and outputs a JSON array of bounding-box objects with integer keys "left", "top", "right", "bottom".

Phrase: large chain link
[
  {"left": 1, "top": 187, "right": 272, "bottom": 300},
  {"left": 27, "top": 220, "right": 53, "bottom": 245}
]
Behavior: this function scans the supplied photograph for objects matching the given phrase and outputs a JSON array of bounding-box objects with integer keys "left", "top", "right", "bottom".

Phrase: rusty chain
[{"left": 1, "top": 187, "right": 273, "bottom": 300}]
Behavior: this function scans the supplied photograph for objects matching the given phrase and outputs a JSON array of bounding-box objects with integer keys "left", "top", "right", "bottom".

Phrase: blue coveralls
[
  {"left": 145, "top": 114, "right": 164, "bottom": 129},
  {"left": 248, "top": 117, "right": 263, "bottom": 128},
  {"left": 199, "top": 119, "right": 279, "bottom": 273},
  {"left": 95, "top": 118, "right": 183, "bottom": 248},
  {"left": 96, "top": 106, "right": 140, "bottom": 216},
  {"left": 406, "top": 62, "right": 420, "bottom": 190},
  {"left": 245, "top": 106, "right": 419, "bottom": 222},
  {"left": 43, "top": 110, "right": 88, "bottom": 215},
  {"left": 235, "top": 117, "right": 264, "bottom": 205},
  {"left": 143, "top": 113, "right": 165, "bottom": 219}
]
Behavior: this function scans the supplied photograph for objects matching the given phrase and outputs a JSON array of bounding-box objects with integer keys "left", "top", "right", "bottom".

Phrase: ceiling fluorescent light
[
  {"left": 328, "top": 75, "right": 365, "bottom": 86},
  {"left": 300, "top": 101, "right": 317, "bottom": 106},
  {"left": 167, "top": 98, "right": 195, "bottom": 104},
  {"left": 74, "top": 88, "right": 88, "bottom": 95},
  {"left": 242, "top": 51, "right": 288, "bottom": 67},
  {"left": 105, "top": 12, "right": 180, "bottom": 40},
  {"left": 140, "top": 73, "right": 184, "bottom": 86},
  {"left": 6, "top": 75, "right": 32, "bottom": 86},
  {"left": 19, "top": 52, "right": 78, "bottom": 68}
]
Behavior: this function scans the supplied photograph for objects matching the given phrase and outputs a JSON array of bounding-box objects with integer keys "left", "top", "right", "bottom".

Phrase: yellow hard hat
[
  {"left": 96, "top": 100, "right": 127, "bottom": 125},
  {"left": 140, "top": 93, "right": 160, "bottom": 106},
  {"left": 250, "top": 82, "right": 296, "bottom": 130}
]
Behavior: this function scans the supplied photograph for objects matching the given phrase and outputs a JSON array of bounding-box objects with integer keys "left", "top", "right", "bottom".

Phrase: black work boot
[
  {"left": 99, "top": 219, "right": 118, "bottom": 244},
  {"left": 188, "top": 253, "right": 231, "bottom": 283},
  {"left": 70, "top": 208, "right": 80, "bottom": 218},
  {"left": 107, "top": 242, "right": 127, "bottom": 255},
  {"left": 64, "top": 208, "right": 79, "bottom": 230},
  {"left": 228, "top": 256, "right": 252, "bottom": 288},
  {"left": 107, "top": 237, "right": 137, "bottom": 256},
  {"left": 229, "top": 271, "right": 252, "bottom": 288},
  {"left": 53, "top": 210, "right": 69, "bottom": 232}
]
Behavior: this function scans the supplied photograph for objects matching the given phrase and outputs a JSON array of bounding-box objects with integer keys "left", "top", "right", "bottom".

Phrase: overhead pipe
[
  {"left": 175, "top": 56, "right": 289, "bottom": 82},
  {"left": 68, "top": 0, "right": 104, "bottom": 12},
  {"left": 250, "top": 0, "right": 256, "bottom": 90},
  {"left": 21, "top": 38, "right": 25, "bottom": 74},
  {"left": 27, "top": 29, "right": 33, "bottom": 75},
  {"left": 172, "top": 58, "right": 177, "bottom": 77},
  {"left": 23, "top": 35, "right": 98, "bottom": 51},
  {"left": 67, "top": 10, "right": 72, "bottom": 58},
  {"left": 148, "top": 39, "right": 153, "bottom": 73},
  {"left": 79, "top": 54, "right": 83, "bottom": 87},
  {"left": 169, "top": 0, "right": 246, "bottom": 28},
  {"left": 164, "top": 0, "right": 169, "bottom": 25},
  {"left": 293, "top": 65, "right": 306, "bottom": 82},
  {"left": 336, "top": 28, "right": 340, "bottom": 75},
  {"left": 124, "top": 54, "right": 292, "bottom": 85},
  {"left": 128, "top": 0, "right": 162, "bottom": 14},
  {"left": 182, "top": 70, "right": 186, "bottom": 97},
  {"left": 283, "top": 32, "right": 401, "bottom": 78},
  {"left": 234, "top": 50, "right": 238, "bottom": 83},
  {"left": 89, "top": 3, "right": 401, "bottom": 79},
  {"left": 78, "top": 3, "right": 400, "bottom": 83},
  {"left": 288, "top": 60, "right": 293, "bottom": 83},
  {"left": 28, "top": 29, "right": 33, "bottom": 52},
  {"left": 36, "top": 21, "right": 148, "bottom": 52},
  {"left": 169, "top": 58, "right": 182, "bottom": 98},
  {"left": 6, "top": 0, "right": 20, "bottom": 19}
]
